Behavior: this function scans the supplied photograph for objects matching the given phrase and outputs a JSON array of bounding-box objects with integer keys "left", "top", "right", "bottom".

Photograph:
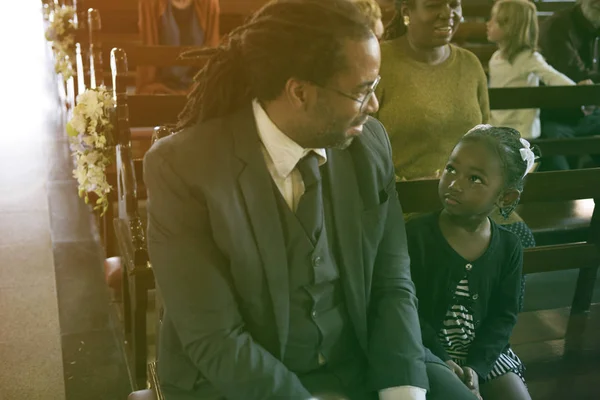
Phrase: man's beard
[{"left": 581, "top": 0, "right": 600, "bottom": 27}]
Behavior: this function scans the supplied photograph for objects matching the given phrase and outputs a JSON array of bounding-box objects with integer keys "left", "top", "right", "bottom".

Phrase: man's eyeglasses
[{"left": 319, "top": 76, "right": 381, "bottom": 112}]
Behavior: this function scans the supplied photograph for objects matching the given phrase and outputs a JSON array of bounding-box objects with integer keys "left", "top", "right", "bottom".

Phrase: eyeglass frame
[{"left": 317, "top": 75, "right": 381, "bottom": 112}]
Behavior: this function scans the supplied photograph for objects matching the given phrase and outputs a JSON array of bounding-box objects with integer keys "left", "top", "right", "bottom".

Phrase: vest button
[
  {"left": 472, "top": 294, "right": 479, "bottom": 300},
  {"left": 465, "top": 263, "right": 472, "bottom": 271},
  {"left": 313, "top": 256, "right": 322, "bottom": 267},
  {"left": 311, "top": 310, "right": 318, "bottom": 318}
]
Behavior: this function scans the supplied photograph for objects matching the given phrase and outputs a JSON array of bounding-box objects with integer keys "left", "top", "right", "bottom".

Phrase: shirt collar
[{"left": 252, "top": 99, "right": 327, "bottom": 179}]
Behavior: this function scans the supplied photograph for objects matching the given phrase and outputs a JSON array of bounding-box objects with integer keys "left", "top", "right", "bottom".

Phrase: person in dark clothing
[
  {"left": 406, "top": 125, "right": 534, "bottom": 400},
  {"left": 538, "top": 0, "right": 600, "bottom": 170},
  {"left": 137, "top": 0, "right": 220, "bottom": 94}
]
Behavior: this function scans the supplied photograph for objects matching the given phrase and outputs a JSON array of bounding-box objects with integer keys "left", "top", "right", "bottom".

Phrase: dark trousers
[{"left": 161, "top": 361, "right": 477, "bottom": 400}]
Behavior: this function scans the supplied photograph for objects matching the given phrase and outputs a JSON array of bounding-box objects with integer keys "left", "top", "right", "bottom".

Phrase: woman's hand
[{"left": 462, "top": 367, "right": 483, "bottom": 400}]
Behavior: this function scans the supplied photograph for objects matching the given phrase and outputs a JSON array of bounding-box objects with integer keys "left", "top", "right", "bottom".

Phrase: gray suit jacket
[{"left": 144, "top": 105, "right": 428, "bottom": 399}]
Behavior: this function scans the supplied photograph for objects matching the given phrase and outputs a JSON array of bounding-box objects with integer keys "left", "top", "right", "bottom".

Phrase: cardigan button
[{"left": 465, "top": 263, "right": 472, "bottom": 271}]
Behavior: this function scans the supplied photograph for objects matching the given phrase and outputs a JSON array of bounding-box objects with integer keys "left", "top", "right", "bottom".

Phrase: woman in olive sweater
[{"left": 376, "top": 0, "right": 490, "bottom": 181}]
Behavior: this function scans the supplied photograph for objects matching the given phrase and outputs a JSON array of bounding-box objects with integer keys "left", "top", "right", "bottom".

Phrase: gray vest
[{"left": 272, "top": 175, "right": 360, "bottom": 375}]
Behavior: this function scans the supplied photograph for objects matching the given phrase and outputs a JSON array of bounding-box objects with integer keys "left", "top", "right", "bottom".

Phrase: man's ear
[
  {"left": 283, "top": 78, "right": 314, "bottom": 110},
  {"left": 498, "top": 188, "right": 520, "bottom": 209}
]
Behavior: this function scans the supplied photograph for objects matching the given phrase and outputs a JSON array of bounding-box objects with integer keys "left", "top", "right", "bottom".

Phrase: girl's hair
[
  {"left": 382, "top": 0, "right": 413, "bottom": 40},
  {"left": 351, "top": 0, "right": 382, "bottom": 32},
  {"left": 492, "top": 0, "right": 538, "bottom": 63},
  {"left": 459, "top": 124, "right": 537, "bottom": 193},
  {"left": 176, "top": 0, "right": 373, "bottom": 130}
]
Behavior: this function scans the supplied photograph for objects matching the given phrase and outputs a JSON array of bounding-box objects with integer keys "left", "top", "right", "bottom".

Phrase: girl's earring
[
  {"left": 403, "top": 15, "right": 410, "bottom": 26},
  {"left": 500, "top": 203, "right": 518, "bottom": 220}
]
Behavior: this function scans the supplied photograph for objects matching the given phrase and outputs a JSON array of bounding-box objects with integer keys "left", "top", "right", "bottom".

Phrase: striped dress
[{"left": 438, "top": 277, "right": 526, "bottom": 383}]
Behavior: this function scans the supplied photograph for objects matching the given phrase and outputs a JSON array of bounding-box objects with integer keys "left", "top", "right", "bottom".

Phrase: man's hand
[
  {"left": 445, "top": 360, "right": 464, "bottom": 380},
  {"left": 462, "top": 367, "right": 482, "bottom": 400}
]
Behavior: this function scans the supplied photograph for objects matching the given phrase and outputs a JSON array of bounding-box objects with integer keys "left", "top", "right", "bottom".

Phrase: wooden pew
[
  {"left": 87, "top": 41, "right": 207, "bottom": 258},
  {"left": 70, "top": 0, "right": 267, "bottom": 86},
  {"left": 109, "top": 47, "right": 188, "bottom": 389}
]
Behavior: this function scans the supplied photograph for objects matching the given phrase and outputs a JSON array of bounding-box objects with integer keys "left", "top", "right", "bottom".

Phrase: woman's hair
[
  {"left": 351, "top": 0, "right": 382, "bottom": 32},
  {"left": 383, "top": 0, "right": 413, "bottom": 40},
  {"left": 459, "top": 125, "right": 536, "bottom": 192},
  {"left": 492, "top": 0, "right": 538, "bottom": 63},
  {"left": 176, "top": 0, "right": 373, "bottom": 129}
]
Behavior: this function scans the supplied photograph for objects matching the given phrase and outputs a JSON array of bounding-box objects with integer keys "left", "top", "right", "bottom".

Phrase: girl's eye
[
  {"left": 471, "top": 175, "right": 483, "bottom": 184},
  {"left": 445, "top": 165, "right": 456, "bottom": 173}
]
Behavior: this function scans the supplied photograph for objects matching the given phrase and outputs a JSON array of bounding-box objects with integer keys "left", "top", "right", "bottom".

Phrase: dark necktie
[{"left": 296, "top": 153, "right": 323, "bottom": 244}]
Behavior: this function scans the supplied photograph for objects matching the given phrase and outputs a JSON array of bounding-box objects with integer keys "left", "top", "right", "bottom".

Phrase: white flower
[
  {"left": 69, "top": 113, "right": 86, "bottom": 134},
  {"left": 67, "top": 87, "right": 114, "bottom": 215}
]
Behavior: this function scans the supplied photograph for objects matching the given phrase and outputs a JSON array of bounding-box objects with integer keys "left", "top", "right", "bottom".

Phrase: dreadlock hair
[
  {"left": 383, "top": 0, "right": 413, "bottom": 40},
  {"left": 176, "top": 0, "right": 374, "bottom": 130}
]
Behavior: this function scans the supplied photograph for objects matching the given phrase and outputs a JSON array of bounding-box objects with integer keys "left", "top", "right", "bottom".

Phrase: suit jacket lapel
[
  {"left": 231, "top": 107, "right": 289, "bottom": 358},
  {"left": 324, "top": 148, "right": 368, "bottom": 352}
]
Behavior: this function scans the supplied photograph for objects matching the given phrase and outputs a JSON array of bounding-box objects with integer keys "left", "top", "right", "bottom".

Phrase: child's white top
[{"left": 488, "top": 50, "right": 574, "bottom": 139}]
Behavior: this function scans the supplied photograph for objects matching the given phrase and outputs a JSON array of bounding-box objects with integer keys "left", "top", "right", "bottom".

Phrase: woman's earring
[{"left": 403, "top": 15, "right": 410, "bottom": 26}]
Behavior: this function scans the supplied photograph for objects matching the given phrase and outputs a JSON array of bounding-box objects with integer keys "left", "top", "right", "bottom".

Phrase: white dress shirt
[
  {"left": 252, "top": 100, "right": 427, "bottom": 400},
  {"left": 488, "top": 50, "right": 575, "bottom": 139}
]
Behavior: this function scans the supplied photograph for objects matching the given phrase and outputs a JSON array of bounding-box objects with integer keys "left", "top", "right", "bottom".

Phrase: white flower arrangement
[
  {"left": 66, "top": 86, "right": 115, "bottom": 215},
  {"left": 45, "top": 5, "right": 76, "bottom": 81}
]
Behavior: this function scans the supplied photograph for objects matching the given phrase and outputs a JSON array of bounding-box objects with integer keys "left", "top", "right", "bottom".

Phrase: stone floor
[{"left": 0, "top": 2, "right": 129, "bottom": 399}]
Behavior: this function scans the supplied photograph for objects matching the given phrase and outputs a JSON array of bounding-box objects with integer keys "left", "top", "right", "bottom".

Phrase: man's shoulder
[
  {"left": 361, "top": 117, "right": 389, "bottom": 151},
  {"left": 354, "top": 117, "right": 393, "bottom": 166},
  {"left": 144, "top": 114, "right": 231, "bottom": 172}
]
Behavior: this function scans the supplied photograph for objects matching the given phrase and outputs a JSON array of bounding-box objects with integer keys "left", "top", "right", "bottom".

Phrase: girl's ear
[{"left": 498, "top": 188, "right": 520, "bottom": 210}]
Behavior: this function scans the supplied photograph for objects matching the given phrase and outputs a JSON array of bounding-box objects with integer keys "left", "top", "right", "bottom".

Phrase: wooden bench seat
[{"left": 518, "top": 200, "right": 595, "bottom": 245}]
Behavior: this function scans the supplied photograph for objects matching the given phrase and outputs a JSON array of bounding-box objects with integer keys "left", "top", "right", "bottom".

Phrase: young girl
[
  {"left": 486, "top": 0, "right": 587, "bottom": 140},
  {"left": 406, "top": 125, "right": 534, "bottom": 400}
]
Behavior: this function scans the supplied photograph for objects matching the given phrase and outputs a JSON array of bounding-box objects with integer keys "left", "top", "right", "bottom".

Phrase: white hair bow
[{"left": 519, "top": 138, "right": 535, "bottom": 177}]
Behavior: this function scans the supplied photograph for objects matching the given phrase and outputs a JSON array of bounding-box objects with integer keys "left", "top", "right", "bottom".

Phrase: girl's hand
[
  {"left": 462, "top": 367, "right": 483, "bottom": 400},
  {"left": 445, "top": 360, "right": 464, "bottom": 380}
]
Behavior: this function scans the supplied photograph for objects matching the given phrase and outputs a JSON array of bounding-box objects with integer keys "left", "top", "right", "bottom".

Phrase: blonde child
[{"left": 486, "top": 0, "right": 589, "bottom": 139}]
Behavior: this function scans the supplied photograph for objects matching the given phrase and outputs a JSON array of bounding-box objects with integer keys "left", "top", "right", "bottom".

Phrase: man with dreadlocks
[{"left": 144, "top": 1, "right": 478, "bottom": 399}]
